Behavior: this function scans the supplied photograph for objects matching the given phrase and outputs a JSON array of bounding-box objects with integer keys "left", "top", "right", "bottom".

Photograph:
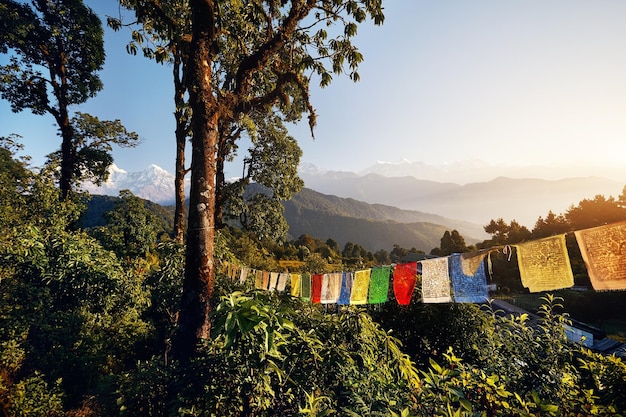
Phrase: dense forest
[{"left": 2, "top": 0, "right": 626, "bottom": 416}]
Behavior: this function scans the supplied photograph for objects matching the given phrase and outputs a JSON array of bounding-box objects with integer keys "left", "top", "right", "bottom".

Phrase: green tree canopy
[
  {"left": 0, "top": 0, "right": 105, "bottom": 198},
  {"left": 566, "top": 194, "right": 626, "bottom": 230},
  {"left": 92, "top": 189, "right": 162, "bottom": 259},
  {"left": 532, "top": 210, "right": 569, "bottom": 238},
  {"left": 45, "top": 112, "right": 140, "bottom": 189},
  {"left": 431, "top": 229, "right": 468, "bottom": 256}
]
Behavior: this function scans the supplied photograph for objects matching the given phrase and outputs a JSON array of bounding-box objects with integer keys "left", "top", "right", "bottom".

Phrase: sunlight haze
[{"left": 2, "top": 0, "right": 626, "bottom": 181}]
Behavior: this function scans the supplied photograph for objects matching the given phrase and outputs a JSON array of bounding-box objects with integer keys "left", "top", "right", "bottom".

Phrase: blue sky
[{"left": 2, "top": 1, "right": 626, "bottom": 178}]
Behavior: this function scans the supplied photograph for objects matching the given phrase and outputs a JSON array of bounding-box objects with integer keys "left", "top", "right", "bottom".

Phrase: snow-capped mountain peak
[{"left": 81, "top": 164, "right": 189, "bottom": 205}]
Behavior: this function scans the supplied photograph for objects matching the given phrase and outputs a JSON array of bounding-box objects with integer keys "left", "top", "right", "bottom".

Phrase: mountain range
[
  {"left": 80, "top": 164, "right": 190, "bottom": 206},
  {"left": 299, "top": 163, "right": 625, "bottom": 228},
  {"left": 350, "top": 159, "right": 626, "bottom": 185},
  {"left": 82, "top": 162, "right": 626, "bottom": 247}
]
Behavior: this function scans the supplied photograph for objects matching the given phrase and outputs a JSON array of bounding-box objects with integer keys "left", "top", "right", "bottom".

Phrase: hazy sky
[{"left": 2, "top": 1, "right": 626, "bottom": 178}]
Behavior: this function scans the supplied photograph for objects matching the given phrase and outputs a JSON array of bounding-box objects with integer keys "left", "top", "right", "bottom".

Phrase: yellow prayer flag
[
  {"left": 350, "top": 269, "right": 371, "bottom": 305},
  {"left": 290, "top": 274, "right": 301, "bottom": 297},
  {"left": 516, "top": 234, "right": 574, "bottom": 293}
]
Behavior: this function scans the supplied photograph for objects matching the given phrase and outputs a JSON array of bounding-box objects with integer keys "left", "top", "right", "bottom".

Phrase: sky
[{"left": 2, "top": 1, "right": 626, "bottom": 180}]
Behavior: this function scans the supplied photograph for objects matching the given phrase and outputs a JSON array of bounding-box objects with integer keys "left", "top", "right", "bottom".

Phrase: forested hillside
[
  {"left": 84, "top": 187, "right": 483, "bottom": 253},
  {"left": 284, "top": 187, "right": 486, "bottom": 243}
]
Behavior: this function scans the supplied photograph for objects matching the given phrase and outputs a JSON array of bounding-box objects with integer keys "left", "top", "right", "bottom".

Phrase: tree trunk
[
  {"left": 173, "top": 0, "right": 218, "bottom": 362},
  {"left": 214, "top": 136, "right": 226, "bottom": 229},
  {"left": 173, "top": 132, "right": 186, "bottom": 243},
  {"left": 173, "top": 50, "right": 187, "bottom": 244},
  {"left": 58, "top": 109, "right": 74, "bottom": 200}
]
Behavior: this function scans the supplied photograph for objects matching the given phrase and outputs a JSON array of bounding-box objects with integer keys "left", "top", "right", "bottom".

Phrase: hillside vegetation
[{"left": 3, "top": 141, "right": 626, "bottom": 416}]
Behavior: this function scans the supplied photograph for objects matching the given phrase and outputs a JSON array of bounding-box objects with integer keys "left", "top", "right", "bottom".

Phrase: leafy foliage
[
  {"left": 45, "top": 112, "right": 140, "bottom": 188},
  {"left": 0, "top": 144, "right": 152, "bottom": 413},
  {"left": 0, "top": 0, "right": 107, "bottom": 197},
  {"left": 89, "top": 189, "right": 163, "bottom": 259}
]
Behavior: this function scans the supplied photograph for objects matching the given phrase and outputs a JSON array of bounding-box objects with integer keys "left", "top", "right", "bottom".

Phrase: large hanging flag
[
  {"left": 393, "top": 262, "right": 417, "bottom": 305},
  {"left": 311, "top": 273, "right": 323, "bottom": 303},
  {"left": 449, "top": 253, "right": 489, "bottom": 303},
  {"left": 516, "top": 234, "right": 574, "bottom": 293},
  {"left": 338, "top": 272, "right": 353, "bottom": 305},
  {"left": 322, "top": 273, "right": 342, "bottom": 304},
  {"left": 421, "top": 257, "right": 452, "bottom": 303},
  {"left": 350, "top": 269, "right": 371, "bottom": 305},
  {"left": 369, "top": 265, "right": 391, "bottom": 304},
  {"left": 290, "top": 273, "right": 302, "bottom": 297},
  {"left": 575, "top": 221, "right": 626, "bottom": 291},
  {"left": 300, "top": 273, "right": 312, "bottom": 301}
]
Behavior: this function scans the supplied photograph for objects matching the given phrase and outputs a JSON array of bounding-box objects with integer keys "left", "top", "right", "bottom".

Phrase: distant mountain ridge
[
  {"left": 284, "top": 187, "right": 485, "bottom": 252},
  {"left": 353, "top": 159, "right": 626, "bottom": 184},
  {"left": 285, "top": 187, "right": 486, "bottom": 239},
  {"left": 299, "top": 166, "right": 625, "bottom": 227}
]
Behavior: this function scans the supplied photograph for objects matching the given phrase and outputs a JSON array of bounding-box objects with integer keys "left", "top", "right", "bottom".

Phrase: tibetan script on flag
[
  {"left": 516, "top": 234, "right": 574, "bottom": 293},
  {"left": 575, "top": 221, "right": 626, "bottom": 291},
  {"left": 421, "top": 257, "right": 452, "bottom": 303}
]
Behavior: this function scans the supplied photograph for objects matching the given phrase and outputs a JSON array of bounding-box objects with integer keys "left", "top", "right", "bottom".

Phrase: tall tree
[
  {"left": 0, "top": 0, "right": 105, "bottom": 199},
  {"left": 109, "top": 1, "right": 309, "bottom": 243},
  {"left": 532, "top": 210, "right": 569, "bottom": 238},
  {"left": 118, "top": 0, "right": 384, "bottom": 360},
  {"left": 108, "top": 1, "right": 192, "bottom": 243},
  {"left": 483, "top": 218, "right": 531, "bottom": 246},
  {"left": 431, "top": 229, "right": 468, "bottom": 256}
]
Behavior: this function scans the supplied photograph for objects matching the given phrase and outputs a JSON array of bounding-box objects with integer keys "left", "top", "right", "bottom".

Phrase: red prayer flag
[
  {"left": 393, "top": 262, "right": 417, "bottom": 305},
  {"left": 311, "top": 273, "right": 323, "bottom": 303}
]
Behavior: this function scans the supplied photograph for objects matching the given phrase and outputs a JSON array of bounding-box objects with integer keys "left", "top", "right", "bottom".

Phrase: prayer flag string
[{"left": 218, "top": 220, "right": 626, "bottom": 306}]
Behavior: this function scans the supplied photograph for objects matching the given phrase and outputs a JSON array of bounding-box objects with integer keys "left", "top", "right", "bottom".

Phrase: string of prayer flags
[
  {"left": 277, "top": 273, "right": 289, "bottom": 292},
  {"left": 575, "top": 221, "right": 626, "bottom": 291},
  {"left": 421, "top": 257, "right": 452, "bottom": 303},
  {"left": 516, "top": 234, "right": 574, "bottom": 293},
  {"left": 449, "top": 253, "right": 489, "bottom": 303},
  {"left": 290, "top": 273, "right": 302, "bottom": 297},
  {"left": 393, "top": 262, "right": 417, "bottom": 305},
  {"left": 322, "top": 273, "right": 342, "bottom": 304},
  {"left": 222, "top": 219, "right": 626, "bottom": 308},
  {"left": 369, "top": 265, "right": 391, "bottom": 304},
  {"left": 268, "top": 272, "right": 279, "bottom": 291},
  {"left": 338, "top": 272, "right": 353, "bottom": 305},
  {"left": 350, "top": 269, "right": 371, "bottom": 305},
  {"left": 300, "top": 273, "right": 312, "bottom": 301}
]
